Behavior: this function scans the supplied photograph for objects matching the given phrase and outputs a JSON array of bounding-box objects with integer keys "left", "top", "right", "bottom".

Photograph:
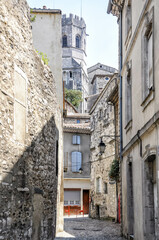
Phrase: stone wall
[
  {"left": 0, "top": 0, "right": 63, "bottom": 239},
  {"left": 89, "top": 76, "right": 118, "bottom": 220}
]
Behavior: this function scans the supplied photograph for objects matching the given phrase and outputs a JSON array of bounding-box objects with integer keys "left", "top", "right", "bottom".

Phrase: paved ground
[{"left": 55, "top": 216, "right": 125, "bottom": 240}]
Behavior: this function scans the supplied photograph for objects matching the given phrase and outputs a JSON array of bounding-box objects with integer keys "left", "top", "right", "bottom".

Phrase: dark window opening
[
  {"left": 70, "top": 71, "right": 72, "bottom": 78},
  {"left": 63, "top": 35, "right": 67, "bottom": 47},
  {"left": 104, "top": 182, "right": 108, "bottom": 194},
  {"left": 76, "top": 35, "right": 80, "bottom": 48}
]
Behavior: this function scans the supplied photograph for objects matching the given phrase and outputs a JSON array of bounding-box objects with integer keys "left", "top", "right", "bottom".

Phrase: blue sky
[{"left": 27, "top": 0, "right": 118, "bottom": 69}]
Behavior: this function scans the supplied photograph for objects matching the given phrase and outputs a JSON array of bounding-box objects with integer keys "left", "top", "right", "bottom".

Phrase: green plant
[
  {"left": 109, "top": 159, "right": 119, "bottom": 181},
  {"left": 65, "top": 88, "right": 83, "bottom": 108},
  {"left": 31, "top": 15, "right": 36, "bottom": 22},
  {"left": 36, "top": 50, "right": 49, "bottom": 65},
  {"left": 30, "top": 9, "right": 36, "bottom": 22}
]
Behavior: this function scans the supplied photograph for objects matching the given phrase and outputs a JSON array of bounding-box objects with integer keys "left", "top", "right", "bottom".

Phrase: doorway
[
  {"left": 127, "top": 161, "right": 134, "bottom": 236},
  {"left": 83, "top": 190, "right": 89, "bottom": 214},
  {"left": 143, "top": 155, "right": 156, "bottom": 240}
]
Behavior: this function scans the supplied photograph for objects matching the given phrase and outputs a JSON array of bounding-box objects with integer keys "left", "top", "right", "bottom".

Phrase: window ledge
[
  {"left": 125, "top": 27, "right": 132, "bottom": 50},
  {"left": 141, "top": 90, "right": 154, "bottom": 111},
  {"left": 125, "top": 119, "right": 132, "bottom": 133}
]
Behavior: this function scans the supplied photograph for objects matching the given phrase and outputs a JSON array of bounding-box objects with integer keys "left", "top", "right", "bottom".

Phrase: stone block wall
[
  {"left": 0, "top": 0, "right": 63, "bottom": 239},
  {"left": 89, "top": 77, "right": 118, "bottom": 220}
]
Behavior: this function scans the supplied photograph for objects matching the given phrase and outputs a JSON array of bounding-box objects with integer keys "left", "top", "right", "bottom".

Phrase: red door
[{"left": 83, "top": 190, "right": 89, "bottom": 214}]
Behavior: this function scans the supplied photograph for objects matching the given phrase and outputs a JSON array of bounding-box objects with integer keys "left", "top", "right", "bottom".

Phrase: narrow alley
[{"left": 55, "top": 217, "right": 124, "bottom": 240}]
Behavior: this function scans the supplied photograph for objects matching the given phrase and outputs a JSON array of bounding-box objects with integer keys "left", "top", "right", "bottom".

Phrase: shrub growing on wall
[{"left": 109, "top": 159, "right": 119, "bottom": 181}]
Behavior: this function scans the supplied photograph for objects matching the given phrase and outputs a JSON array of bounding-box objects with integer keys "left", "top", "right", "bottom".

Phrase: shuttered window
[
  {"left": 72, "top": 151, "right": 82, "bottom": 172},
  {"left": 148, "top": 31, "right": 153, "bottom": 89},
  {"left": 72, "top": 135, "right": 80, "bottom": 145}
]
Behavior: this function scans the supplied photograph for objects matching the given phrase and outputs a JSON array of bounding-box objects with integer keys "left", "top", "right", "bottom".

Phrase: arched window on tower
[
  {"left": 76, "top": 35, "right": 80, "bottom": 48},
  {"left": 62, "top": 35, "right": 67, "bottom": 47}
]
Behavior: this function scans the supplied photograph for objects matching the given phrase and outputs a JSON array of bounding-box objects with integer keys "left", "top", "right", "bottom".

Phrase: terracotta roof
[
  {"left": 66, "top": 113, "right": 90, "bottom": 119},
  {"left": 64, "top": 123, "right": 90, "bottom": 134}
]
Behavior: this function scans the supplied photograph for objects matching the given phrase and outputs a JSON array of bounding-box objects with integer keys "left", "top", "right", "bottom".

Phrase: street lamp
[
  {"left": 98, "top": 137, "right": 106, "bottom": 155},
  {"left": 98, "top": 135, "right": 120, "bottom": 155}
]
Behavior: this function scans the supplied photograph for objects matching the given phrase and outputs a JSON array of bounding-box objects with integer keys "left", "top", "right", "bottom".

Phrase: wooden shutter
[
  {"left": 77, "top": 136, "right": 80, "bottom": 144},
  {"left": 72, "top": 152, "right": 77, "bottom": 172},
  {"left": 76, "top": 152, "right": 82, "bottom": 171},
  {"left": 72, "top": 135, "right": 77, "bottom": 144}
]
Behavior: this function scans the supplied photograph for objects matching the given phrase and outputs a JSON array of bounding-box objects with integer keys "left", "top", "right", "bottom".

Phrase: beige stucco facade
[
  {"left": 63, "top": 113, "right": 91, "bottom": 215},
  {"left": 108, "top": 0, "right": 159, "bottom": 239},
  {"left": 31, "top": 9, "right": 63, "bottom": 109}
]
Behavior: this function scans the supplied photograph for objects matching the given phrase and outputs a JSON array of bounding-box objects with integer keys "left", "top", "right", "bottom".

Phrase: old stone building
[
  {"left": 63, "top": 112, "right": 91, "bottom": 215},
  {"left": 0, "top": 0, "right": 63, "bottom": 239},
  {"left": 108, "top": 0, "right": 159, "bottom": 239},
  {"left": 86, "top": 63, "right": 117, "bottom": 112},
  {"left": 89, "top": 74, "right": 119, "bottom": 220},
  {"left": 62, "top": 14, "right": 89, "bottom": 113},
  {"left": 88, "top": 63, "right": 117, "bottom": 95}
]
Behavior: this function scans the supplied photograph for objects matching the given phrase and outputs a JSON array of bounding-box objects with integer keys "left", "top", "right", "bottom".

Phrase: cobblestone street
[{"left": 55, "top": 216, "right": 124, "bottom": 240}]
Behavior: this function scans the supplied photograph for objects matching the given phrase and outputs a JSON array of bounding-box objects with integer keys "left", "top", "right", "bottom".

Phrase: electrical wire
[{"left": 64, "top": 153, "right": 115, "bottom": 169}]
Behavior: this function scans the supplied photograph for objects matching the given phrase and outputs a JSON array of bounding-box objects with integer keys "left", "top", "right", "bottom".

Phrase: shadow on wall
[{"left": 1, "top": 116, "right": 59, "bottom": 240}]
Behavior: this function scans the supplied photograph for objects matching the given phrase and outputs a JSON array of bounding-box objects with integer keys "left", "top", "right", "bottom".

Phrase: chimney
[{"left": 43, "top": 6, "right": 47, "bottom": 9}]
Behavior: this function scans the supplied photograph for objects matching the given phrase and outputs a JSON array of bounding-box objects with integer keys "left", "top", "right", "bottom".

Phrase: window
[
  {"left": 62, "top": 35, "right": 67, "bottom": 47},
  {"left": 72, "top": 151, "right": 82, "bottom": 172},
  {"left": 125, "top": 0, "right": 132, "bottom": 38},
  {"left": 142, "top": 13, "right": 153, "bottom": 101},
  {"left": 70, "top": 71, "right": 72, "bottom": 78},
  {"left": 96, "top": 177, "right": 101, "bottom": 193},
  {"left": 76, "top": 35, "right": 80, "bottom": 48},
  {"left": 104, "top": 182, "right": 108, "bottom": 194},
  {"left": 72, "top": 135, "right": 81, "bottom": 145},
  {"left": 125, "top": 61, "right": 132, "bottom": 125},
  {"left": 64, "top": 200, "right": 68, "bottom": 205},
  {"left": 77, "top": 119, "right": 80, "bottom": 123},
  {"left": 99, "top": 109, "right": 103, "bottom": 119}
]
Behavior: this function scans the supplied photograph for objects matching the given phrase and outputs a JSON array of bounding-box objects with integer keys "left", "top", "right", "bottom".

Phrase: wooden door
[{"left": 83, "top": 190, "right": 89, "bottom": 214}]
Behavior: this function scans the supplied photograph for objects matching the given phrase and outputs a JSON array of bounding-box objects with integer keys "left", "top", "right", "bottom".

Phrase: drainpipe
[
  {"left": 137, "top": 130, "right": 142, "bottom": 157},
  {"left": 119, "top": 10, "right": 123, "bottom": 236}
]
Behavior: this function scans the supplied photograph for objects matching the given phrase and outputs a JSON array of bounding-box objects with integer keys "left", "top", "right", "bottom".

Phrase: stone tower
[{"left": 62, "top": 14, "right": 89, "bottom": 113}]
